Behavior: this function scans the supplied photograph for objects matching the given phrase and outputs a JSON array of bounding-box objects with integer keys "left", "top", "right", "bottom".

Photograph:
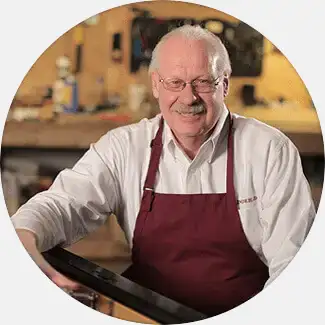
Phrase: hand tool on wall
[
  {"left": 73, "top": 24, "right": 84, "bottom": 74},
  {"left": 72, "top": 15, "right": 100, "bottom": 74}
]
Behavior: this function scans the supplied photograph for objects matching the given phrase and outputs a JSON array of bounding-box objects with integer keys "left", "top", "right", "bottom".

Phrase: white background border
[{"left": 0, "top": 0, "right": 324, "bottom": 324}]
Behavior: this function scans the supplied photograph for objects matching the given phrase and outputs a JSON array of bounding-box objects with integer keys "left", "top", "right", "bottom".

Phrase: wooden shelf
[
  {"left": 240, "top": 107, "right": 322, "bottom": 133},
  {"left": 1, "top": 119, "right": 124, "bottom": 149}
]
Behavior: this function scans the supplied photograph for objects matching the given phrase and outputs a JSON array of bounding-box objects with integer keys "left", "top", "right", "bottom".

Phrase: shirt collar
[{"left": 162, "top": 105, "right": 230, "bottom": 163}]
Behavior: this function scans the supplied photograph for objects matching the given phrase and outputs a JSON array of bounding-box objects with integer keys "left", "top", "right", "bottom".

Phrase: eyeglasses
[{"left": 158, "top": 74, "right": 223, "bottom": 93}]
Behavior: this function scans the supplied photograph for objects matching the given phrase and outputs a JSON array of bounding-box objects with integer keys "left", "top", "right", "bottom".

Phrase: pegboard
[{"left": 130, "top": 16, "right": 264, "bottom": 77}]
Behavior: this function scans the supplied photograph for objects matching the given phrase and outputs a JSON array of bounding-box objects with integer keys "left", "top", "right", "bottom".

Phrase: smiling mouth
[
  {"left": 175, "top": 110, "right": 205, "bottom": 116},
  {"left": 174, "top": 106, "right": 206, "bottom": 115},
  {"left": 178, "top": 112, "right": 198, "bottom": 116}
]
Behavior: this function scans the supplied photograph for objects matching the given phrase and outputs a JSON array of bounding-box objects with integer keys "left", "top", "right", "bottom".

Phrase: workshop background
[{"left": 1, "top": 1, "right": 323, "bottom": 277}]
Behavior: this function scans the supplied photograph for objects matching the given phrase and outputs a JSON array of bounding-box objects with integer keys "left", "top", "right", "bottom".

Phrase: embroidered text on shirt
[{"left": 237, "top": 196, "right": 257, "bottom": 205}]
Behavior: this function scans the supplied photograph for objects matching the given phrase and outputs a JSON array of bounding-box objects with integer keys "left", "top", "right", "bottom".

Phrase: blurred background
[{"left": 1, "top": 1, "right": 323, "bottom": 274}]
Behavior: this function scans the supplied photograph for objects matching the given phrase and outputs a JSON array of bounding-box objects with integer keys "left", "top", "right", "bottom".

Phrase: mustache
[{"left": 173, "top": 104, "right": 206, "bottom": 115}]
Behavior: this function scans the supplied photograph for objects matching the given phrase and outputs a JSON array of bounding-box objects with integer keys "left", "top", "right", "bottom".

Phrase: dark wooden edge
[
  {"left": 42, "top": 246, "right": 207, "bottom": 324},
  {"left": 286, "top": 132, "right": 324, "bottom": 156}
]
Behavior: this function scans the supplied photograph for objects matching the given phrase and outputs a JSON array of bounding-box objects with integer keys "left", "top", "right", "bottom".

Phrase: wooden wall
[{"left": 16, "top": 1, "right": 312, "bottom": 109}]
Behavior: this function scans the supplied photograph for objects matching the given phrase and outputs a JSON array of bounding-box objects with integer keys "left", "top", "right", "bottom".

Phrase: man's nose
[{"left": 179, "top": 84, "right": 199, "bottom": 105}]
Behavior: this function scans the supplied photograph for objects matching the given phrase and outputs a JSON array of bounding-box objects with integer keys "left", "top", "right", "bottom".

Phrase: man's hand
[{"left": 16, "top": 229, "right": 80, "bottom": 291}]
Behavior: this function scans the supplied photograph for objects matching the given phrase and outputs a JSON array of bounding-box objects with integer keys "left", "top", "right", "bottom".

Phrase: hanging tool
[{"left": 73, "top": 24, "right": 84, "bottom": 74}]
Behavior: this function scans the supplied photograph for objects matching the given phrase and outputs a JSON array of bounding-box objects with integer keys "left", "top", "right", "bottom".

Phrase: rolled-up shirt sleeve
[
  {"left": 11, "top": 132, "right": 123, "bottom": 252},
  {"left": 260, "top": 138, "right": 316, "bottom": 286}
]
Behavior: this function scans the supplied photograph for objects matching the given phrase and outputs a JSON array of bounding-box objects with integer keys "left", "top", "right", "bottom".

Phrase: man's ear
[
  {"left": 223, "top": 76, "right": 229, "bottom": 98},
  {"left": 151, "top": 72, "right": 159, "bottom": 99}
]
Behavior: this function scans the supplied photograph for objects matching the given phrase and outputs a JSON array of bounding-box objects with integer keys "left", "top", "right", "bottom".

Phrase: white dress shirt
[{"left": 11, "top": 105, "right": 316, "bottom": 287}]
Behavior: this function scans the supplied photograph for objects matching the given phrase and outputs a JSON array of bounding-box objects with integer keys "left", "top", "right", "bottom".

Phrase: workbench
[{"left": 2, "top": 107, "right": 323, "bottom": 154}]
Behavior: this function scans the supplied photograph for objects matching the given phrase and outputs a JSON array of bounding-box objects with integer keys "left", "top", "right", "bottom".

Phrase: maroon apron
[{"left": 122, "top": 114, "right": 269, "bottom": 316}]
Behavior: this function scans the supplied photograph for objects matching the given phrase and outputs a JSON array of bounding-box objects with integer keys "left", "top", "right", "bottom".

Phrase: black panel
[
  {"left": 43, "top": 247, "right": 207, "bottom": 324},
  {"left": 130, "top": 17, "right": 264, "bottom": 77}
]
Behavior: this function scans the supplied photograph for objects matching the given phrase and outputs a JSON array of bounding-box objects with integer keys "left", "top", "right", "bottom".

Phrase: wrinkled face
[{"left": 151, "top": 37, "right": 229, "bottom": 139}]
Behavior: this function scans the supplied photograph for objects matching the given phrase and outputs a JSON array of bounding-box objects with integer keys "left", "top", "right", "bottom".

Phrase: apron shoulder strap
[{"left": 143, "top": 117, "right": 164, "bottom": 191}]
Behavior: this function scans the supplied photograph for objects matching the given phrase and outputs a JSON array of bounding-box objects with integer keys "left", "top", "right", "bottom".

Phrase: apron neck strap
[
  {"left": 143, "top": 117, "right": 164, "bottom": 191},
  {"left": 226, "top": 113, "right": 235, "bottom": 194}
]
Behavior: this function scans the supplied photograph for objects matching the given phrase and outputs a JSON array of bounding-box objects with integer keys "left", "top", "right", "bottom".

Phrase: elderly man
[{"left": 12, "top": 25, "right": 315, "bottom": 316}]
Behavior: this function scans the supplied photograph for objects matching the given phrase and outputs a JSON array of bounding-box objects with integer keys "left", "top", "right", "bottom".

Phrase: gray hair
[{"left": 148, "top": 25, "right": 232, "bottom": 77}]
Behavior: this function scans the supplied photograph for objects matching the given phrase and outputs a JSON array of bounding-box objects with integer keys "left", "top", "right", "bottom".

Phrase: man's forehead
[
  {"left": 158, "top": 37, "right": 213, "bottom": 73},
  {"left": 160, "top": 36, "right": 209, "bottom": 56}
]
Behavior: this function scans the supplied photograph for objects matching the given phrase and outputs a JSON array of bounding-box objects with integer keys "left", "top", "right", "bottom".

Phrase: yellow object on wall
[{"left": 73, "top": 25, "right": 84, "bottom": 45}]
